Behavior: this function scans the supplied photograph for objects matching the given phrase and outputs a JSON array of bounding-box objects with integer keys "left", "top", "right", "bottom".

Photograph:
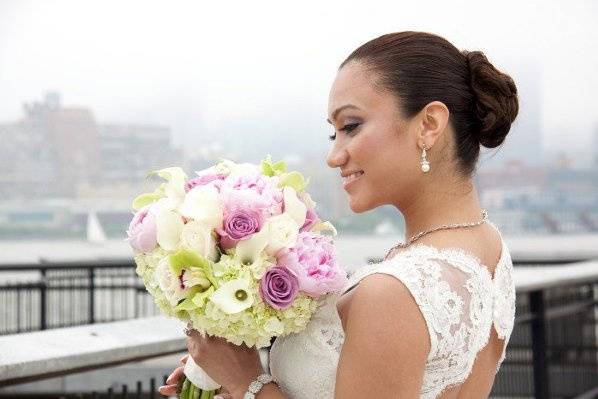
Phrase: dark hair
[{"left": 340, "top": 31, "right": 519, "bottom": 175}]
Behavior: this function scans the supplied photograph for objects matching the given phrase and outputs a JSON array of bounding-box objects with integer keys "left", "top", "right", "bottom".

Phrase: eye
[
  {"left": 328, "top": 123, "right": 360, "bottom": 141},
  {"left": 341, "top": 123, "right": 360, "bottom": 133}
]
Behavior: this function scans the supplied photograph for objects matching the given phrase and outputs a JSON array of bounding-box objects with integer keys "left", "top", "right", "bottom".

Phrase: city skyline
[{"left": 1, "top": 0, "right": 597, "bottom": 157}]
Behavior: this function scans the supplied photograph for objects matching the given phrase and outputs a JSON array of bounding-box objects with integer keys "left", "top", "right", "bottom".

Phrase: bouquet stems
[{"left": 178, "top": 377, "right": 215, "bottom": 399}]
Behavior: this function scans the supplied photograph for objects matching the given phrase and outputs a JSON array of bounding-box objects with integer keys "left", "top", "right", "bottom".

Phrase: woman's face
[{"left": 326, "top": 61, "right": 423, "bottom": 213}]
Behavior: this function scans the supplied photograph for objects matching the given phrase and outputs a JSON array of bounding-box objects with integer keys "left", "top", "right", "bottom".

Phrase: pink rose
[
  {"left": 126, "top": 205, "right": 157, "bottom": 252},
  {"left": 277, "top": 232, "right": 347, "bottom": 297}
]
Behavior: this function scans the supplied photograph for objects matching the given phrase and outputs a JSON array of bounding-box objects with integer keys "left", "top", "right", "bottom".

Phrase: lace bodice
[{"left": 269, "top": 231, "right": 516, "bottom": 399}]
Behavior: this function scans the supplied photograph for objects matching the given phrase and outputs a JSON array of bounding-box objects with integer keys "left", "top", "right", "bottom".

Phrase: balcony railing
[{"left": 1, "top": 258, "right": 597, "bottom": 398}]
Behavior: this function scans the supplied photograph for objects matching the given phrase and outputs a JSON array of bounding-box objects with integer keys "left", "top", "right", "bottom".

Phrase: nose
[{"left": 326, "top": 142, "right": 348, "bottom": 169}]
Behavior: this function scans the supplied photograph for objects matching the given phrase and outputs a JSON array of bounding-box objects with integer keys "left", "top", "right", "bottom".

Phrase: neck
[{"left": 400, "top": 178, "right": 483, "bottom": 241}]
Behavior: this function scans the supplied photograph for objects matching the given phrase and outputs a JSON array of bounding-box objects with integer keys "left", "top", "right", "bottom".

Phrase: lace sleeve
[{"left": 359, "top": 259, "right": 476, "bottom": 360}]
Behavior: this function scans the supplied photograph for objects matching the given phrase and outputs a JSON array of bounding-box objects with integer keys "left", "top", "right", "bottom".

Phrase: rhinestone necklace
[{"left": 384, "top": 210, "right": 488, "bottom": 260}]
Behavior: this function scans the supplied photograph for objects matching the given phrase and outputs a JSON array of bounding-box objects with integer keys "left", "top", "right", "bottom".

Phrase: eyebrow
[{"left": 326, "top": 104, "right": 361, "bottom": 124}]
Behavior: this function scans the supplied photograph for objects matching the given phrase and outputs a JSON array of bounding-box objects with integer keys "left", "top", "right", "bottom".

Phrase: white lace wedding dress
[{"left": 269, "top": 226, "right": 516, "bottom": 398}]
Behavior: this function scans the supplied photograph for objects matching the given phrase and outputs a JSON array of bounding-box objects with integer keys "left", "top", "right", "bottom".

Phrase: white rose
[
  {"left": 178, "top": 185, "right": 223, "bottom": 230},
  {"left": 180, "top": 221, "right": 218, "bottom": 262},
  {"left": 155, "top": 207, "right": 184, "bottom": 251},
  {"left": 263, "top": 213, "right": 299, "bottom": 255}
]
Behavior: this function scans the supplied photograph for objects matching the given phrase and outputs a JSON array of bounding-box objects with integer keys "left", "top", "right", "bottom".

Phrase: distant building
[
  {"left": 0, "top": 92, "right": 181, "bottom": 200},
  {"left": 98, "top": 123, "right": 180, "bottom": 186},
  {"left": 0, "top": 91, "right": 97, "bottom": 198}
]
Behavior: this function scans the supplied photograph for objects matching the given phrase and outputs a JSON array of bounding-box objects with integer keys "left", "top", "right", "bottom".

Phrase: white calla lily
[
  {"left": 282, "top": 187, "right": 307, "bottom": 227},
  {"left": 149, "top": 167, "right": 187, "bottom": 207},
  {"left": 156, "top": 209, "right": 184, "bottom": 251},
  {"left": 235, "top": 227, "right": 270, "bottom": 265},
  {"left": 209, "top": 277, "right": 254, "bottom": 314},
  {"left": 178, "top": 185, "right": 223, "bottom": 230}
]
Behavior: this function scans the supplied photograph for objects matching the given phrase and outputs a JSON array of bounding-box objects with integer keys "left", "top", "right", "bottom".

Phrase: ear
[{"left": 416, "top": 101, "right": 450, "bottom": 149}]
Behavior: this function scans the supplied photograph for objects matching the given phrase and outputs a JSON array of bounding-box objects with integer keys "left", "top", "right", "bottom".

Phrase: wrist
[
  {"left": 230, "top": 370, "right": 262, "bottom": 399},
  {"left": 232, "top": 371, "right": 277, "bottom": 399}
]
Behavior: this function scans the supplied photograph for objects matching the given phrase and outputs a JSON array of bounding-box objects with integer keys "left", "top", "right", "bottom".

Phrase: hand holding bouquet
[{"left": 127, "top": 156, "right": 347, "bottom": 398}]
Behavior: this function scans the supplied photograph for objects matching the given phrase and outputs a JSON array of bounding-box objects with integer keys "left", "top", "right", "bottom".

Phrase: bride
[{"left": 158, "top": 31, "right": 518, "bottom": 399}]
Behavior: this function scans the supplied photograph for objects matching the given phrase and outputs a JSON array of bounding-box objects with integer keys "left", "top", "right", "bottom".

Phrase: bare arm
[{"left": 334, "top": 273, "right": 431, "bottom": 398}]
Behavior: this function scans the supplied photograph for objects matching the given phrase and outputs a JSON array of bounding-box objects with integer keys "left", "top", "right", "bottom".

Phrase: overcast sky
[{"left": 0, "top": 0, "right": 597, "bottom": 155}]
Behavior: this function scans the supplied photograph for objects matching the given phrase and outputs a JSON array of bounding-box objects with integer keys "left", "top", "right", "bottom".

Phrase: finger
[
  {"left": 180, "top": 353, "right": 189, "bottom": 364},
  {"left": 158, "top": 384, "right": 178, "bottom": 396},
  {"left": 214, "top": 395, "right": 233, "bottom": 399},
  {"left": 165, "top": 366, "right": 184, "bottom": 384}
]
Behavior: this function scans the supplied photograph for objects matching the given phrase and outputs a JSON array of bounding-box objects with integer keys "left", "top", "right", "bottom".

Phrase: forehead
[{"left": 327, "top": 62, "right": 394, "bottom": 117}]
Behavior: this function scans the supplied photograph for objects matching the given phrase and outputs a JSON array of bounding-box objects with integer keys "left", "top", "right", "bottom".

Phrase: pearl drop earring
[{"left": 420, "top": 145, "right": 430, "bottom": 173}]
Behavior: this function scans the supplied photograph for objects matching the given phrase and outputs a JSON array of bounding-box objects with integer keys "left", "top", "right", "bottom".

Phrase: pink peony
[
  {"left": 184, "top": 173, "right": 227, "bottom": 192},
  {"left": 221, "top": 172, "right": 284, "bottom": 217},
  {"left": 277, "top": 232, "right": 347, "bottom": 297},
  {"left": 126, "top": 205, "right": 157, "bottom": 252}
]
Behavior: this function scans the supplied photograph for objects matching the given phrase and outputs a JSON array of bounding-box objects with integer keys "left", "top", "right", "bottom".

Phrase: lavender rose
[
  {"left": 216, "top": 207, "right": 263, "bottom": 250},
  {"left": 259, "top": 266, "right": 299, "bottom": 310}
]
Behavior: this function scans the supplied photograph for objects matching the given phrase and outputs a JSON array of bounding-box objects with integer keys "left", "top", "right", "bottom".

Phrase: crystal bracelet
[{"left": 243, "top": 373, "right": 277, "bottom": 399}]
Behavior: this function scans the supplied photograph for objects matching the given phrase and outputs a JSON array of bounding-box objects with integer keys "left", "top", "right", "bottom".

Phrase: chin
[{"left": 347, "top": 195, "right": 374, "bottom": 214}]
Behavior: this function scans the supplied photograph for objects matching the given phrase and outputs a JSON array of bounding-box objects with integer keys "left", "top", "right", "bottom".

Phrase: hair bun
[{"left": 463, "top": 50, "right": 519, "bottom": 148}]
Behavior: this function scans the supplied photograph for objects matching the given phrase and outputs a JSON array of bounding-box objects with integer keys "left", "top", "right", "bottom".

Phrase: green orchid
[
  {"left": 260, "top": 155, "right": 310, "bottom": 192},
  {"left": 261, "top": 154, "right": 287, "bottom": 177},
  {"left": 279, "top": 171, "right": 310, "bottom": 192},
  {"left": 169, "top": 249, "right": 218, "bottom": 289},
  {"left": 175, "top": 285, "right": 216, "bottom": 312}
]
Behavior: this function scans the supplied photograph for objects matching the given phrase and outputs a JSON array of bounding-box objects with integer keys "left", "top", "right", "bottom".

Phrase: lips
[{"left": 342, "top": 171, "right": 364, "bottom": 188}]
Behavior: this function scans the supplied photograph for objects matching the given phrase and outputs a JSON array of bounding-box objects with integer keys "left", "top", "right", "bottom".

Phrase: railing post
[
  {"left": 530, "top": 290, "right": 550, "bottom": 399},
  {"left": 40, "top": 268, "right": 47, "bottom": 330},
  {"left": 89, "top": 268, "right": 95, "bottom": 324}
]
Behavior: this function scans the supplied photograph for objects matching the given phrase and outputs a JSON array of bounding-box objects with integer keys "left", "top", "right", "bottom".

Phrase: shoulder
[
  {"left": 345, "top": 269, "right": 434, "bottom": 350},
  {"left": 335, "top": 272, "right": 430, "bottom": 397}
]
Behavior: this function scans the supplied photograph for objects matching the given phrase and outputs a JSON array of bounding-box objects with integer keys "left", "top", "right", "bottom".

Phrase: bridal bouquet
[{"left": 127, "top": 156, "right": 347, "bottom": 399}]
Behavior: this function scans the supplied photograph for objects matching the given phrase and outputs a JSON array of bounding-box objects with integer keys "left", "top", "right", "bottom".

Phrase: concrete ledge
[
  {"left": 514, "top": 260, "right": 598, "bottom": 293},
  {"left": 0, "top": 316, "right": 186, "bottom": 386}
]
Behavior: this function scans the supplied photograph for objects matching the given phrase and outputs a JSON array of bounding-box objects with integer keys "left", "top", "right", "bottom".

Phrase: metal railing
[
  {"left": 1, "top": 259, "right": 597, "bottom": 398},
  {"left": 0, "top": 260, "right": 159, "bottom": 335}
]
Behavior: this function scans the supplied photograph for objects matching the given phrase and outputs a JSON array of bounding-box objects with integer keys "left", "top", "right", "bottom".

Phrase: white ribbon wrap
[{"left": 183, "top": 356, "right": 222, "bottom": 390}]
